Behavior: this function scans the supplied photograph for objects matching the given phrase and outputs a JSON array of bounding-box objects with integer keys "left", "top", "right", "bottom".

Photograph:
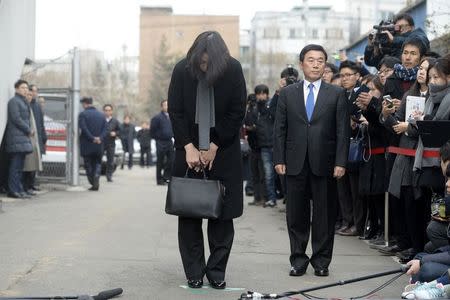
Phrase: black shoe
[
  {"left": 107, "top": 177, "right": 113, "bottom": 182},
  {"left": 378, "top": 245, "right": 404, "bottom": 255},
  {"left": 209, "top": 280, "right": 226, "bottom": 289},
  {"left": 7, "top": 192, "right": 23, "bottom": 199},
  {"left": 289, "top": 266, "right": 307, "bottom": 276},
  {"left": 187, "top": 279, "right": 203, "bottom": 289},
  {"left": 26, "top": 190, "right": 36, "bottom": 196},
  {"left": 157, "top": 181, "right": 166, "bottom": 186},
  {"left": 30, "top": 186, "right": 40, "bottom": 191},
  {"left": 396, "top": 248, "right": 417, "bottom": 261},
  {"left": 314, "top": 269, "right": 329, "bottom": 277}
]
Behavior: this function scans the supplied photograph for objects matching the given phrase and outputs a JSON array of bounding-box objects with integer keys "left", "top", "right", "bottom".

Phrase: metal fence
[{"left": 38, "top": 88, "right": 74, "bottom": 184}]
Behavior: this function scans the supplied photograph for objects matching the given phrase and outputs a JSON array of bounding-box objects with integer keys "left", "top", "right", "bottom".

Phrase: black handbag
[
  {"left": 348, "top": 126, "right": 364, "bottom": 164},
  {"left": 165, "top": 168, "right": 225, "bottom": 219}
]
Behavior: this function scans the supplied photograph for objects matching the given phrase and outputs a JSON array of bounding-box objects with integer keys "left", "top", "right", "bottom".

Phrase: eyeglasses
[
  {"left": 377, "top": 68, "right": 393, "bottom": 75},
  {"left": 339, "top": 73, "right": 356, "bottom": 78},
  {"left": 323, "top": 70, "right": 333, "bottom": 74}
]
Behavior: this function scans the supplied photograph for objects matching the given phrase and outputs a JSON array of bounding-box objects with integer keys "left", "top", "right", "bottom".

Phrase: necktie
[{"left": 306, "top": 83, "right": 315, "bottom": 121}]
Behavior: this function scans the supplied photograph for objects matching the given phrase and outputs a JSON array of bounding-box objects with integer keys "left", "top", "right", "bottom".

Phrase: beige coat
[{"left": 24, "top": 109, "right": 43, "bottom": 172}]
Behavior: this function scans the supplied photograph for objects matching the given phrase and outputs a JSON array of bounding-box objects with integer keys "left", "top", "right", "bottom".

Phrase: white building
[
  {"left": 0, "top": 0, "right": 36, "bottom": 141},
  {"left": 249, "top": 0, "right": 407, "bottom": 90}
]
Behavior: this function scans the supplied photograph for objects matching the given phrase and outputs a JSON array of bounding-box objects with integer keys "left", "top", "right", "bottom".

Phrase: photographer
[
  {"left": 364, "top": 13, "right": 430, "bottom": 69},
  {"left": 244, "top": 94, "right": 267, "bottom": 206}
]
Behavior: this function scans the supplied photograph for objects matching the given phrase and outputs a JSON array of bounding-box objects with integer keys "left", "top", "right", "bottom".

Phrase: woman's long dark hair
[
  {"left": 408, "top": 57, "right": 437, "bottom": 96},
  {"left": 186, "top": 31, "right": 231, "bottom": 86}
]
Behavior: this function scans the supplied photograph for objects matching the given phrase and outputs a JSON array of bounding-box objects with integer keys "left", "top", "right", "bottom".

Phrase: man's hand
[
  {"left": 110, "top": 131, "right": 116, "bottom": 137},
  {"left": 382, "top": 30, "right": 394, "bottom": 44},
  {"left": 393, "top": 99, "right": 401, "bottom": 110},
  {"left": 393, "top": 122, "right": 408, "bottom": 135},
  {"left": 29, "top": 130, "right": 35, "bottom": 137},
  {"left": 356, "top": 92, "right": 372, "bottom": 110},
  {"left": 275, "top": 164, "right": 286, "bottom": 175},
  {"left": 406, "top": 259, "right": 421, "bottom": 276},
  {"left": 382, "top": 100, "right": 396, "bottom": 118},
  {"left": 185, "top": 143, "right": 201, "bottom": 169},
  {"left": 334, "top": 166, "right": 346, "bottom": 179},
  {"left": 93, "top": 137, "right": 101, "bottom": 144},
  {"left": 200, "top": 143, "right": 218, "bottom": 171}
]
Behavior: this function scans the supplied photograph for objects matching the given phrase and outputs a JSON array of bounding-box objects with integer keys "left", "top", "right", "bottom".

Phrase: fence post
[{"left": 70, "top": 47, "right": 80, "bottom": 186}]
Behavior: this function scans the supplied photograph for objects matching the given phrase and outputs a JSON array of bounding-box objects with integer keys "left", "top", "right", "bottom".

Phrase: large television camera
[{"left": 369, "top": 20, "right": 396, "bottom": 50}]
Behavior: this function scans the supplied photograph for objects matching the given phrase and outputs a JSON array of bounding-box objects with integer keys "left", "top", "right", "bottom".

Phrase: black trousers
[
  {"left": 178, "top": 217, "right": 234, "bottom": 281},
  {"left": 140, "top": 146, "right": 151, "bottom": 166},
  {"left": 156, "top": 140, "right": 173, "bottom": 183},
  {"left": 286, "top": 159, "right": 337, "bottom": 270},
  {"left": 104, "top": 143, "right": 115, "bottom": 179},
  {"left": 23, "top": 171, "right": 36, "bottom": 191},
  {"left": 337, "top": 172, "right": 364, "bottom": 233},
  {"left": 249, "top": 151, "right": 266, "bottom": 201}
]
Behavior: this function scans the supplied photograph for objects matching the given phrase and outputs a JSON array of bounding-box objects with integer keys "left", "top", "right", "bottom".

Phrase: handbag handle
[{"left": 184, "top": 166, "right": 208, "bottom": 180}]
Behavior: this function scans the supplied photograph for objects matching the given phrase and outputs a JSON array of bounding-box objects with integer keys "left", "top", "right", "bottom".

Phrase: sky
[{"left": 35, "top": 0, "right": 336, "bottom": 60}]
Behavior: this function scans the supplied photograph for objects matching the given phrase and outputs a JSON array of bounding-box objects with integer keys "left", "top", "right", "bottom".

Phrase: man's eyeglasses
[{"left": 339, "top": 73, "right": 356, "bottom": 78}]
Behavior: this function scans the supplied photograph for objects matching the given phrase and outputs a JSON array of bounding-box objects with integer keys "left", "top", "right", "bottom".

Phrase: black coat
[
  {"left": 273, "top": 81, "right": 350, "bottom": 176},
  {"left": 5, "top": 94, "right": 32, "bottom": 153},
  {"left": 137, "top": 128, "right": 151, "bottom": 147},
  {"left": 105, "top": 117, "right": 121, "bottom": 146},
  {"left": 120, "top": 123, "right": 136, "bottom": 153},
  {"left": 150, "top": 112, "right": 173, "bottom": 141},
  {"left": 30, "top": 98, "right": 47, "bottom": 154},
  {"left": 79, "top": 107, "right": 107, "bottom": 156},
  {"left": 359, "top": 97, "right": 388, "bottom": 195},
  {"left": 168, "top": 57, "right": 247, "bottom": 220}
]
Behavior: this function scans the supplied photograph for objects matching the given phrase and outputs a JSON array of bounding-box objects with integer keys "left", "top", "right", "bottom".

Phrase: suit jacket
[
  {"left": 79, "top": 107, "right": 107, "bottom": 156},
  {"left": 168, "top": 56, "right": 247, "bottom": 219},
  {"left": 104, "top": 117, "right": 120, "bottom": 146},
  {"left": 273, "top": 80, "right": 350, "bottom": 177}
]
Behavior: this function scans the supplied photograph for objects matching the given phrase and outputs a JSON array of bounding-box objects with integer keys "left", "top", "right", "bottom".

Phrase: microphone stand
[
  {"left": 239, "top": 267, "right": 408, "bottom": 299},
  {"left": 0, "top": 288, "right": 123, "bottom": 300}
]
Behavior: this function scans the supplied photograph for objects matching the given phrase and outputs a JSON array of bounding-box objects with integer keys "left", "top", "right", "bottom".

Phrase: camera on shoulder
[{"left": 369, "top": 20, "right": 396, "bottom": 50}]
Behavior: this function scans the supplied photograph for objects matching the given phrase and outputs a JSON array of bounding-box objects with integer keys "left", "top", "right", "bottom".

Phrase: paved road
[{"left": 0, "top": 167, "right": 408, "bottom": 299}]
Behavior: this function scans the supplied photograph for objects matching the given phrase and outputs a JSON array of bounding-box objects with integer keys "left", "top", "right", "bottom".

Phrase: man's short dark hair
[
  {"left": 160, "top": 100, "right": 168, "bottom": 106},
  {"left": 378, "top": 55, "right": 401, "bottom": 69},
  {"left": 339, "top": 60, "right": 360, "bottom": 73},
  {"left": 331, "top": 74, "right": 340, "bottom": 82},
  {"left": 424, "top": 51, "right": 441, "bottom": 59},
  {"left": 440, "top": 141, "right": 450, "bottom": 162},
  {"left": 402, "top": 38, "right": 427, "bottom": 58},
  {"left": 14, "top": 79, "right": 28, "bottom": 89},
  {"left": 280, "top": 67, "right": 299, "bottom": 79},
  {"left": 80, "top": 97, "right": 93, "bottom": 104},
  {"left": 29, "top": 84, "right": 37, "bottom": 91},
  {"left": 394, "top": 13, "right": 414, "bottom": 27},
  {"left": 254, "top": 84, "right": 269, "bottom": 95},
  {"left": 103, "top": 104, "right": 113, "bottom": 110},
  {"left": 299, "top": 44, "right": 328, "bottom": 62}
]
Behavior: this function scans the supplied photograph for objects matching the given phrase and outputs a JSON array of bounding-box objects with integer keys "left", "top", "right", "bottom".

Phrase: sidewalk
[{"left": 0, "top": 167, "right": 408, "bottom": 299}]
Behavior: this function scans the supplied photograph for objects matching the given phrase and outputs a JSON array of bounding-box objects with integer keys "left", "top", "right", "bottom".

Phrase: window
[
  {"left": 263, "top": 27, "right": 280, "bottom": 39},
  {"left": 312, "top": 29, "right": 318, "bottom": 39},
  {"left": 326, "top": 28, "right": 343, "bottom": 39},
  {"left": 289, "top": 28, "right": 303, "bottom": 39}
]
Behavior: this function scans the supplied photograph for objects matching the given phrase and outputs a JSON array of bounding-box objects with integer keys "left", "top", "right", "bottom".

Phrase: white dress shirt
[{"left": 303, "top": 78, "right": 322, "bottom": 106}]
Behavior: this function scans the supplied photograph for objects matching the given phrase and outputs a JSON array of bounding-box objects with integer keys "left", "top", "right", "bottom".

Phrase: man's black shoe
[
  {"left": 157, "top": 181, "right": 166, "bottom": 186},
  {"left": 7, "top": 192, "right": 23, "bottom": 199},
  {"left": 187, "top": 279, "right": 203, "bottom": 289},
  {"left": 314, "top": 269, "right": 329, "bottom": 277},
  {"left": 107, "top": 177, "right": 113, "bottom": 182},
  {"left": 396, "top": 248, "right": 417, "bottom": 261},
  {"left": 209, "top": 280, "right": 226, "bottom": 289},
  {"left": 26, "top": 190, "right": 36, "bottom": 196},
  {"left": 289, "top": 267, "right": 306, "bottom": 276},
  {"left": 30, "top": 186, "right": 41, "bottom": 191},
  {"left": 378, "top": 245, "right": 404, "bottom": 255}
]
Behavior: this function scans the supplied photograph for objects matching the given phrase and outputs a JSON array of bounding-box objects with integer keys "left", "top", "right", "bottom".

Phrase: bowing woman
[{"left": 168, "top": 31, "right": 247, "bottom": 289}]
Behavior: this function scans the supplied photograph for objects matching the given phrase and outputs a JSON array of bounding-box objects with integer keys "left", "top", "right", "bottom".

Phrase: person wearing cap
[{"left": 78, "top": 97, "right": 107, "bottom": 191}]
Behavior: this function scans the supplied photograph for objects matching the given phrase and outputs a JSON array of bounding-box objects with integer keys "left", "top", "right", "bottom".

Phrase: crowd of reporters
[{"left": 242, "top": 12, "right": 450, "bottom": 298}]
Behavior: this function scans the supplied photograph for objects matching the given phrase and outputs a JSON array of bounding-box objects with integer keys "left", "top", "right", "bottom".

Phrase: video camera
[
  {"left": 369, "top": 20, "right": 396, "bottom": 49},
  {"left": 285, "top": 64, "right": 298, "bottom": 86}
]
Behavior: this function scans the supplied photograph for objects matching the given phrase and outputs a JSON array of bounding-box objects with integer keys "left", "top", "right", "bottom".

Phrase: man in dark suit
[
  {"left": 274, "top": 44, "right": 350, "bottom": 277},
  {"left": 79, "top": 97, "right": 107, "bottom": 191},
  {"left": 150, "top": 100, "right": 174, "bottom": 185},
  {"left": 103, "top": 104, "right": 120, "bottom": 182}
]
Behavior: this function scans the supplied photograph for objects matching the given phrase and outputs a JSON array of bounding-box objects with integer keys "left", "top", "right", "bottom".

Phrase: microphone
[
  {"left": 401, "top": 264, "right": 411, "bottom": 272},
  {"left": 92, "top": 288, "right": 123, "bottom": 300}
]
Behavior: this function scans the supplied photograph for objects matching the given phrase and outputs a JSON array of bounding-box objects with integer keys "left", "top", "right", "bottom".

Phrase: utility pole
[{"left": 70, "top": 47, "right": 80, "bottom": 186}]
